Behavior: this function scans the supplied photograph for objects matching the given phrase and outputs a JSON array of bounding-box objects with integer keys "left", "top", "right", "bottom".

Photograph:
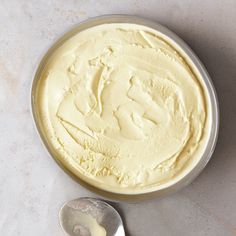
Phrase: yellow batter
[
  {"left": 62, "top": 209, "right": 106, "bottom": 236},
  {"left": 35, "top": 23, "right": 211, "bottom": 194}
]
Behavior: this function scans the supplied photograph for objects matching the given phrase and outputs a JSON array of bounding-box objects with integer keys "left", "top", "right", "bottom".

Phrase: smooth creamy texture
[
  {"left": 36, "top": 23, "right": 210, "bottom": 194},
  {"left": 63, "top": 208, "right": 106, "bottom": 236},
  {"left": 65, "top": 210, "right": 107, "bottom": 236}
]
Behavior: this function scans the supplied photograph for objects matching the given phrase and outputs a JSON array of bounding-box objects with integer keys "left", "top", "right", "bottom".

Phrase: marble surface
[{"left": 0, "top": 0, "right": 236, "bottom": 235}]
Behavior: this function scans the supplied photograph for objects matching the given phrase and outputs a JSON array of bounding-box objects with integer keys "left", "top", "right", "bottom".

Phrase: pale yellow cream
[
  {"left": 36, "top": 23, "right": 211, "bottom": 194},
  {"left": 63, "top": 209, "right": 106, "bottom": 236}
]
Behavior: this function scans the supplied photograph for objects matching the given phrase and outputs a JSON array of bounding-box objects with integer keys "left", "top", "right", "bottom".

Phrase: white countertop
[{"left": 1, "top": 1, "right": 236, "bottom": 235}]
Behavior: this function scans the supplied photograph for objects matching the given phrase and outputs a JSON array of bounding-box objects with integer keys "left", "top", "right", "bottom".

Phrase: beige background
[{"left": 0, "top": 0, "right": 236, "bottom": 235}]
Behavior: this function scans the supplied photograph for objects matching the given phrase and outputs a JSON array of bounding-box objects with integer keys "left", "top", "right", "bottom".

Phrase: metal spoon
[{"left": 59, "top": 197, "right": 125, "bottom": 236}]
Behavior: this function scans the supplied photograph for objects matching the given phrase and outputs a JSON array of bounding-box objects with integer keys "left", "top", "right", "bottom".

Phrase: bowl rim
[{"left": 31, "top": 14, "right": 219, "bottom": 202}]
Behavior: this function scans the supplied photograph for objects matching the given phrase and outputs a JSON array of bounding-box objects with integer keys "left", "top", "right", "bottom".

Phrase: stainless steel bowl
[{"left": 31, "top": 15, "right": 219, "bottom": 201}]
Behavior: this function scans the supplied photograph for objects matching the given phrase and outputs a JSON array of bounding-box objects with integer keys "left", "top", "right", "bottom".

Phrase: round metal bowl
[{"left": 31, "top": 15, "right": 219, "bottom": 201}]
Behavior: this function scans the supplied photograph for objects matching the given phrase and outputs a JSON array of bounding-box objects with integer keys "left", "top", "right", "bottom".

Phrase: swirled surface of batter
[{"left": 36, "top": 24, "right": 210, "bottom": 194}]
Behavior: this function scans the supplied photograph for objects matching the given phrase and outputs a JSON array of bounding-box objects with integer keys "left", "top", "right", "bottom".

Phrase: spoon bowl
[{"left": 59, "top": 197, "right": 125, "bottom": 236}]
